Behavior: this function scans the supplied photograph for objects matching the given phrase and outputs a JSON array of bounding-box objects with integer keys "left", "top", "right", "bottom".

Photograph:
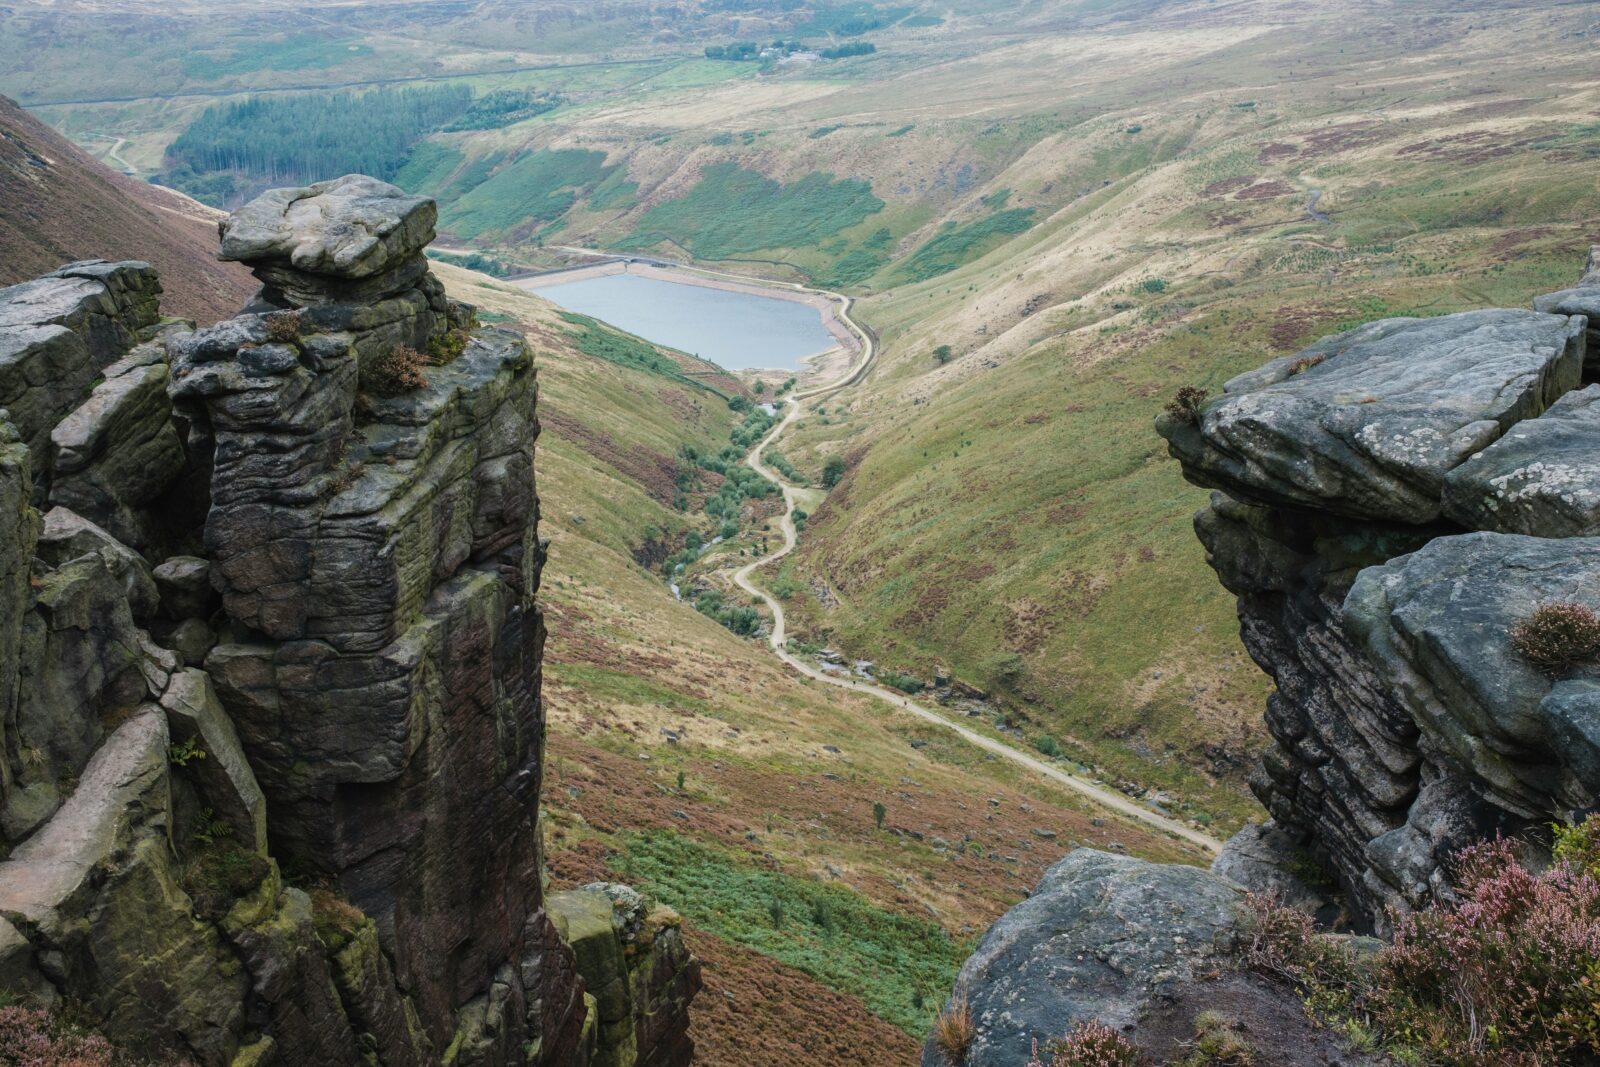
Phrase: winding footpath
[{"left": 722, "top": 282, "right": 1223, "bottom": 856}]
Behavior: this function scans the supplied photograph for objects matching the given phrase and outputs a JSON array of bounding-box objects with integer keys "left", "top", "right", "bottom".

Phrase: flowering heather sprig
[
  {"left": 1375, "top": 829, "right": 1600, "bottom": 1063},
  {"left": 1509, "top": 601, "right": 1600, "bottom": 672},
  {"left": 1026, "top": 1021, "right": 1146, "bottom": 1067},
  {"left": 0, "top": 1005, "right": 113, "bottom": 1067}
]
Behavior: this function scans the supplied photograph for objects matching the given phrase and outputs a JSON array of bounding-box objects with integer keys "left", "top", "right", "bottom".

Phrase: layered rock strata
[
  {"left": 0, "top": 176, "right": 698, "bottom": 1065},
  {"left": 1157, "top": 258, "right": 1600, "bottom": 926}
]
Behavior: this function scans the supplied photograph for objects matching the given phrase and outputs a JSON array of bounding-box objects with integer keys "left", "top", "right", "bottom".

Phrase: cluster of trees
[
  {"left": 443, "top": 89, "right": 565, "bottom": 131},
  {"left": 704, "top": 38, "right": 877, "bottom": 61},
  {"left": 821, "top": 40, "right": 876, "bottom": 57},
  {"left": 692, "top": 589, "right": 762, "bottom": 636},
  {"left": 165, "top": 86, "right": 470, "bottom": 193},
  {"left": 704, "top": 41, "right": 764, "bottom": 60}
]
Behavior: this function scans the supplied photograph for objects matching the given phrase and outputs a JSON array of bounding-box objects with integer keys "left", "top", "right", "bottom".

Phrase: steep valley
[{"left": 3, "top": 0, "right": 1600, "bottom": 1061}]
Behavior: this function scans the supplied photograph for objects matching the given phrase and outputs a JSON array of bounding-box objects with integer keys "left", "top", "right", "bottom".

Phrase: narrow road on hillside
[{"left": 721, "top": 285, "right": 1224, "bottom": 857}]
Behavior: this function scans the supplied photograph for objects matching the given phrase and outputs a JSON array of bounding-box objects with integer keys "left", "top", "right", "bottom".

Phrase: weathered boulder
[
  {"left": 218, "top": 175, "right": 437, "bottom": 307},
  {"left": 3, "top": 508, "right": 174, "bottom": 840},
  {"left": 1159, "top": 309, "right": 1586, "bottom": 524},
  {"left": 1442, "top": 384, "right": 1600, "bottom": 536},
  {"left": 1345, "top": 532, "right": 1600, "bottom": 817},
  {"left": 0, "top": 709, "right": 251, "bottom": 1063},
  {"left": 49, "top": 336, "right": 187, "bottom": 554},
  {"left": 0, "top": 261, "right": 162, "bottom": 455},
  {"left": 920, "top": 850, "right": 1247, "bottom": 1067},
  {"left": 153, "top": 553, "right": 216, "bottom": 620},
  {"left": 1210, "top": 821, "right": 1337, "bottom": 920}
]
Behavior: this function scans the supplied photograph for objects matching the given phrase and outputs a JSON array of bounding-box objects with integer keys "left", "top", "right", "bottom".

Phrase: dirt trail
[
  {"left": 535, "top": 247, "right": 1219, "bottom": 853},
  {"left": 717, "top": 279, "right": 1224, "bottom": 857}
]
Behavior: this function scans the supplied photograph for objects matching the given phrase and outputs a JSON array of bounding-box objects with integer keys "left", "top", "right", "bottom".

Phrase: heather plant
[
  {"left": 1372, "top": 832, "right": 1600, "bottom": 1064},
  {"left": 262, "top": 309, "right": 301, "bottom": 344},
  {"left": 1027, "top": 1021, "right": 1146, "bottom": 1067},
  {"left": 1242, "top": 817, "right": 1600, "bottom": 1065},
  {"left": 0, "top": 1004, "right": 113, "bottom": 1066},
  {"left": 362, "top": 344, "right": 430, "bottom": 397},
  {"left": 1163, "top": 385, "right": 1209, "bottom": 424},
  {"left": 1509, "top": 601, "right": 1600, "bottom": 672}
]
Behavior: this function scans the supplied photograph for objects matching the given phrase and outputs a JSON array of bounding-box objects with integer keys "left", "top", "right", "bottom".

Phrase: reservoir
[{"left": 522, "top": 269, "right": 838, "bottom": 371}]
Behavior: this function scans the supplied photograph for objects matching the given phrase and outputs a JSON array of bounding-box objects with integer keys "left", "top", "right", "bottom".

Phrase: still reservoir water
[{"left": 526, "top": 272, "right": 835, "bottom": 371}]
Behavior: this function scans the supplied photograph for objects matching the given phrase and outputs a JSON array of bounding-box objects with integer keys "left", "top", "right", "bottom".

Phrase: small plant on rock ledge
[
  {"left": 1163, "top": 385, "right": 1209, "bottom": 424},
  {"left": 263, "top": 309, "right": 301, "bottom": 344},
  {"left": 426, "top": 327, "right": 471, "bottom": 365},
  {"left": 932, "top": 996, "right": 975, "bottom": 1064},
  {"left": 1286, "top": 353, "right": 1325, "bottom": 375},
  {"left": 1028, "top": 1021, "right": 1146, "bottom": 1067},
  {"left": 363, "top": 344, "right": 430, "bottom": 397},
  {"left": 1510, "top": 601, "right": 1600, "bottom": 672}
]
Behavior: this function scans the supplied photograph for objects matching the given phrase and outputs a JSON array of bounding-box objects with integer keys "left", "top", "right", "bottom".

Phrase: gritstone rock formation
[
  {"left": 0, "top": 175, "right": 698, "bottom": 1066},
  {"left": 924, "top": 253, "right": 1600, "bottom": 1067},
  {"left": 919, "top": 850, "right": 1384, "bottom": 1067},
  {"left": 1156, "top": 254, "right": 1600, "bottom": 928}
]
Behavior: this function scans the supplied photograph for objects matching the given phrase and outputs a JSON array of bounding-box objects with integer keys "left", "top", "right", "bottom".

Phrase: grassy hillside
[
  {"left": 430, "top": 262, "right": 1196, "bottom": 1064},
  {"left": 767, "top": 4, "right": 1600, "bottom": 830},
  {"left": 15, "top": 0, "right": 1600, "bottom": 1054},
  {"left": 0, "top": 95, "right": 254, "bottom": 321}
]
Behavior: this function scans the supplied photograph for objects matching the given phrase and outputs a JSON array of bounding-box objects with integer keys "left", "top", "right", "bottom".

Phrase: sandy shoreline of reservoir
[{"left": 512, "top": 260, "right": 859, "bottom": 379}]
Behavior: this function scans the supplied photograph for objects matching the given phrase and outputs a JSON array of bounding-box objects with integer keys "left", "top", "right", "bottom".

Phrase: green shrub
[
  {"left": 426, "top": 327, "right": 470, "bottom": 364},
  {"left": 880, "top": 670, "right": 924, "bottom": 695},
  {"left": 822, "top": 455, "right": 848, "bottom": 487},
  {"left": 1033, "top": 735, "right": 1062, "bottom": 758},
  {"left": 1142, "top": 278, "right": 1168, "bottom": 293},
  {"left": 1163, "top": 385, "right": 1209, "bottom": 424},
  {"left": 932, "top": 344, "right": 953, "bottom": 364}
]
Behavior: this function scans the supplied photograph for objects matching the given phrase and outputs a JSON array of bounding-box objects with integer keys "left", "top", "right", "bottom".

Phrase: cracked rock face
[
  {"left": 1160, "top": 309, "right": 1586, "bottom": 524},
  {"left": 1160, "top": 257, "right": 1600, "bottom": 928},
  {"left": 1442, "top": 383, "right": 1600, "bottom": 535},
  {"left": 0, "top": 178, "right": 699, "bottom": 1066}
]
